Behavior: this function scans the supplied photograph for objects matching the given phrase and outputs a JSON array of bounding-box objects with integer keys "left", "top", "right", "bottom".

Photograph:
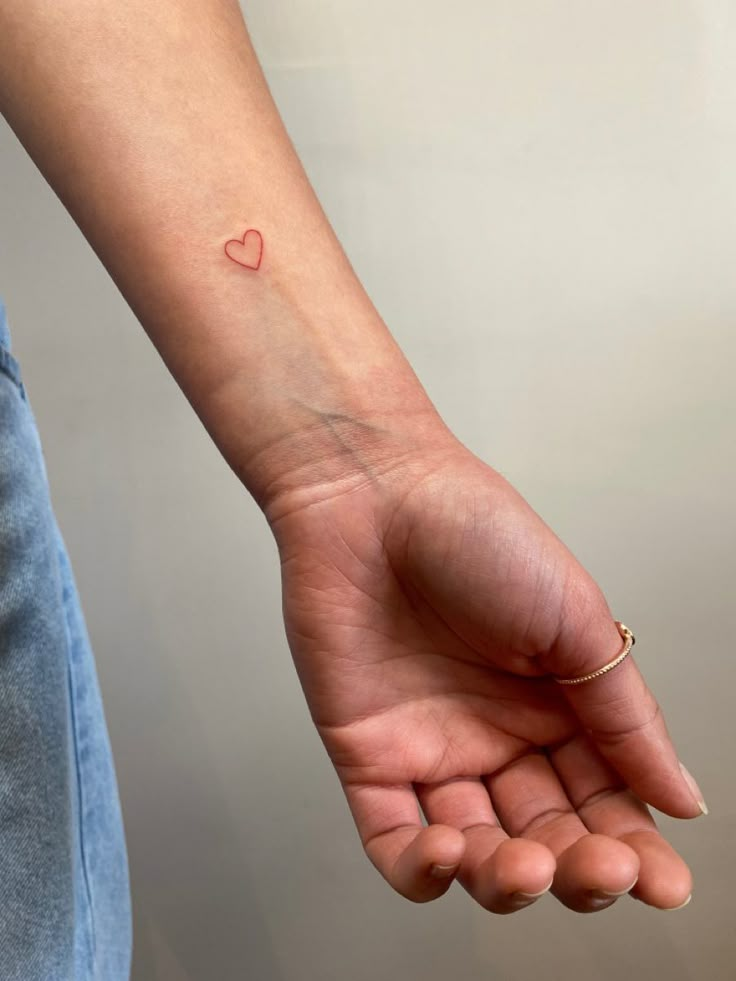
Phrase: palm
[{"left": 271, "top": 446, "right": 700, "bottom": 913}]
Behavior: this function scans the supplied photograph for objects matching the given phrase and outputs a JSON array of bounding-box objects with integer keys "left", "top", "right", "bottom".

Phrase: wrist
[
  {"left": 133, "top": 221, "right": 459, "bottom": 519},
  {"left": 205, "top": 339, "right": 458, "bottom": 524}
]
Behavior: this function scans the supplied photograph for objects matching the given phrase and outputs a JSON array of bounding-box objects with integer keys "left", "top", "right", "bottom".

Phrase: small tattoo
[{"left": 224, "top": 228, "right": 263, "bottom": 270}]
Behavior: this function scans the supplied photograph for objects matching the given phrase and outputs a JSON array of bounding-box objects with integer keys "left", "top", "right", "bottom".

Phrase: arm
[
  {"left": 0, "top": 0, "right": 705, "bottom": 913},
  {"left": 0, "top": 0, "right": 443, "bottom": 515}
]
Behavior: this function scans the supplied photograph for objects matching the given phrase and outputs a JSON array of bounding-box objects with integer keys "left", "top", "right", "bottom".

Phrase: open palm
[{"left": 269, "top": 441, "right": 702, "bottom": 914}]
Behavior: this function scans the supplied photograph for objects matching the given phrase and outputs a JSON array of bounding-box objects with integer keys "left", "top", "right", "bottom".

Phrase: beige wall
[{"left": 1, "top": 1, "right": 733, "bottom": 977}]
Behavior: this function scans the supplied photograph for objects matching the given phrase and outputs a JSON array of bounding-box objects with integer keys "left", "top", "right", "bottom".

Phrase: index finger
[{"left": 539, "top": 615, "right": 707, "bottom": 820}]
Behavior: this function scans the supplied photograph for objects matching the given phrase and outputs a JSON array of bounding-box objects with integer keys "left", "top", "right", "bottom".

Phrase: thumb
[{"left": 540, "top": 599, "right": 708, "bottom": 820}]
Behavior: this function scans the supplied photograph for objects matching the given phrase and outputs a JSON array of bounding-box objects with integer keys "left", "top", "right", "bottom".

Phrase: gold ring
[{"left": 554, "top": 621, "right": 635, "bottom": 685}]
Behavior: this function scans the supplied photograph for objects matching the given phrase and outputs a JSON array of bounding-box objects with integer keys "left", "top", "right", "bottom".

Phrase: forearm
[{"left": 0, "top": 0, "right": 452, "bottom": 518}]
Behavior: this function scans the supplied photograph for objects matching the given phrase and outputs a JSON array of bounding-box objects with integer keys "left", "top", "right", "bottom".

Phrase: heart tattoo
[{"left": 224, "top": 228, "right": 264, "bottom": 270}]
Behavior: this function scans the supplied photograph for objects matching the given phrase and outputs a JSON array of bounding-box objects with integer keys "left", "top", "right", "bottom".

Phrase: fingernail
[
  {"left": 679, "top": 761, "right": 709, "bottom": 815},
  {"left": 664, "top": 893, "right": 692, "bottom": 911},
  {"left": 430, "top": 863, "right": 458, "bottom": 879},
  {"left": 511, "top": 879, "right": 554, "bottom": 901},
  {"left": 591, "top": 875, "right": 639, "bottom": 899}
]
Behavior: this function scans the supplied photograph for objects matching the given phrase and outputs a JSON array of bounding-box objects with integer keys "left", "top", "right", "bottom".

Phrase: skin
[
  {"left": 0, "top": 0, "right": 705, "bottom": 917},
  {"left": 265, "top": 426, "right": 698, "bottom": 912}
]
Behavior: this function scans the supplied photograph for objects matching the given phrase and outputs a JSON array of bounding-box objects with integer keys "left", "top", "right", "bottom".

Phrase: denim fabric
[{"left": 0, "top": 299, "right": 132, "bottom": 980}]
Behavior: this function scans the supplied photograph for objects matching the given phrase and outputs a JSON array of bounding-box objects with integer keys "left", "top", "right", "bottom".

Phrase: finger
[
  {"left": 549, "top": 732, "right": 693, "bottom": 909},
  {"left": 343, "top": 782, "right": 465, "bottom": 902},
  {"left": 540, "top": 609, "right": 707, "bottom": 819},
  {"left": 416, "top": 776, "right": 556, "bottom": 914},
  {"left": 487, "top": 750, "right": 640, "bottom": 912},
  {"left": 622, "top": 831, "right": 693, "bottom": 910}
]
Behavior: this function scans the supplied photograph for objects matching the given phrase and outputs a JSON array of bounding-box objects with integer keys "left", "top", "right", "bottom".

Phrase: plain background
[{"left": 1, "top": 1, "right": 734, "bottom": 978}]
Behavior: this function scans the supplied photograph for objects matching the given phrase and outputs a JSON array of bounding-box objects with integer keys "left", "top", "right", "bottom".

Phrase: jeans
[{"left": 0, "top": 299, "right": 132, "bottom": 979}]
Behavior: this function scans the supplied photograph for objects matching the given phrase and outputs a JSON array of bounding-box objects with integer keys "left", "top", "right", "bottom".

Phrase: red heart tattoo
[{"left": 224, "top": 228, "right": 264, "bottom": 270}]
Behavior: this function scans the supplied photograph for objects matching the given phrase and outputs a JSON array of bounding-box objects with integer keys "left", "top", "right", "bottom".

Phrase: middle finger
[{"left": 486, "top": 748, "right": 640, "bottom": 912}]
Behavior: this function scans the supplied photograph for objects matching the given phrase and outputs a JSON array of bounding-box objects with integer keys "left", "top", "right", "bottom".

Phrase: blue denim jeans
[{"left": 0, "top": 299, "right": 132, "bottom": 979}]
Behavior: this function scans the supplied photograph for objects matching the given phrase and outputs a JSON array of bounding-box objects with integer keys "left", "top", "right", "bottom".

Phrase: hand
[{"left": 267, "top": 435, "right": 705, "bottom": 914}]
